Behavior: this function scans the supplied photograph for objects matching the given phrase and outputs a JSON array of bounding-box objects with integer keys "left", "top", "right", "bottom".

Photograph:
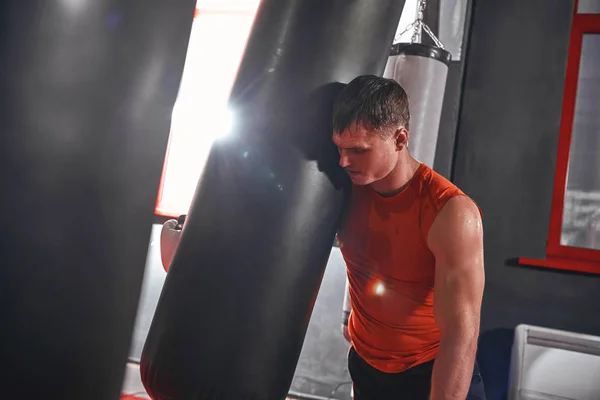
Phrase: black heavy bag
[
  {"left": 141, "top": 1, "right": 406, "bottom": 399},
  {"left": 0, "top": 2, "right": 196, "bottom": 399}
]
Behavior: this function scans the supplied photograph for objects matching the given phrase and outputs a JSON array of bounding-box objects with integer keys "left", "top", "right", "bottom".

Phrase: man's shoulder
[
  {"left": 417, "top": 165, "right": 481, "bottom": 240},
  {"left": 420, "top": 165, "right": 462, "bottom": 193},
  {"left": 427, "top": 194, "right": 484, "bottom": 255},
  {"left": 418, "top": 165, "right": 466, "bottom": 210}
]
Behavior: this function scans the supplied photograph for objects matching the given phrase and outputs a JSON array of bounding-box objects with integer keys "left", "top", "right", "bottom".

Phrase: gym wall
[
  {"left": 451, "top": 0, "right": 600, "bottom": 398},
  {"left": 434, "top": 0, "right": 472, "bottom": 178}
]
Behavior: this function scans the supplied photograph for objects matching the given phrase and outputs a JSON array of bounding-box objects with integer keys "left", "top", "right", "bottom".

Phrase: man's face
[{"left": 332, "top": 122, "right": 401, "bottom": 186}]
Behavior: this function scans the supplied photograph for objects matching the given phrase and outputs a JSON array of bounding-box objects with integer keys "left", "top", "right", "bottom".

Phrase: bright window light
[
  {"left": 155, "top": 0, "right": 259, "bottom": 217},
  {"left": 155, "top": 0, "right": 421, "bottom": 217}
]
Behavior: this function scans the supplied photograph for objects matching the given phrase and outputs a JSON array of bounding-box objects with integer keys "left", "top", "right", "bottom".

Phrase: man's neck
[{"left": 370, "top": 154, "right": 421, "bottom": 197}]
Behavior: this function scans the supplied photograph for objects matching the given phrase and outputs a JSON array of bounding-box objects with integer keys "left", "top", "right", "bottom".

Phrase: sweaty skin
[{"left": 428, "top": 196, "right": 484, "bottom": 400}]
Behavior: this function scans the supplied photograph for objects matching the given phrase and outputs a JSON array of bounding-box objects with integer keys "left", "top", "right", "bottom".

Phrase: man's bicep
[{"left": 427, "top": 196, "right": 485, "bottom": 334}]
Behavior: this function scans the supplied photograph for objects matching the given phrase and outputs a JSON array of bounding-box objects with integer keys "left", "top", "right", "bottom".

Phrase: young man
[{"left": 333, "top": 75, "right": 486, "bottom": 400}]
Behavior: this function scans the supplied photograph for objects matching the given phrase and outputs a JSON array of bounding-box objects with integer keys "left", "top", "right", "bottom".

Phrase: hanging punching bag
[
  {"left": 0, "top": 2, "right": 196, "bottom": 399},
  {"left": 140, "top": 1, "right": 406, "bottom": 399},
  {"left": 383, "top": 43, "right": 451, "bottom": 167}
]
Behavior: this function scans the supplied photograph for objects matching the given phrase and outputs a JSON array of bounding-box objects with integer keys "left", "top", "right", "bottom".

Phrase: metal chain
[
  {"left": 395, "top": 20, "right": 418, "bottom": 42},
  {"left": 411, "top": 0, "right": 426, "bottom": 43},
  {"left": 423, "top": 23, "right": 444, "bottom": 48},
  {"left": 393, "top": 0, "right": 445, "bottom": 49}
]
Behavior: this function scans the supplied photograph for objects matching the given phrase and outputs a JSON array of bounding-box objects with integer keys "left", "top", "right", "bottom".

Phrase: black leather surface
[
  {"left": 390, "top": 43, "right": 452, "bottom": 64},
  {"left": 0, "top": 1, "right": 196, "bottom": 399}
]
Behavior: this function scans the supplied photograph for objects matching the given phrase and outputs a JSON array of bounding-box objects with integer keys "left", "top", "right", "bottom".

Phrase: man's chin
[{"left": 349, "top": 174, "right": 373, "bottom": 186}]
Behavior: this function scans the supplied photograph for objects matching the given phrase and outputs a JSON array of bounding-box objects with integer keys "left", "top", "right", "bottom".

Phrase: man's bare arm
[{"left": 427, "top": 196, "right": 485, "bottom": 400}]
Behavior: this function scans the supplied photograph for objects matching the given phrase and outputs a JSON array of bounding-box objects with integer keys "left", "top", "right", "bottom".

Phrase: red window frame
[{"left": 519, "top": 1, "right": 600, "bottom": 274}]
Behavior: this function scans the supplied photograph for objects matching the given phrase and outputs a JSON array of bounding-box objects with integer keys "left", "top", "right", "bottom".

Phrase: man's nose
[{"left": 339, "top": 153, "right": 350, "bottom": 168}]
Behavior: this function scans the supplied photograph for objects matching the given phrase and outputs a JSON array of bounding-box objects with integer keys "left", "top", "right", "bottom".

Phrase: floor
[
  {"left": 120, "top": 363, "right": 300, "bottom": 400},
  {"left": 120, "top": 364, "right": 150, "bottom": 399}
]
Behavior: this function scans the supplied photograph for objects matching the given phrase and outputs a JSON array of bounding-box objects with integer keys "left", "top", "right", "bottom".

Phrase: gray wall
[
  {"left": 129, "top": 225, "right": 352, "bottom": 399},
  {"left": 452, "top": 1, "right": 600, "bottom": 399}
]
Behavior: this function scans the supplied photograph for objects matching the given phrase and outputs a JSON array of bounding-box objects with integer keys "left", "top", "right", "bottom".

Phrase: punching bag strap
[{"left": 394, "top": 0, "right": 445, "bottom": 49}]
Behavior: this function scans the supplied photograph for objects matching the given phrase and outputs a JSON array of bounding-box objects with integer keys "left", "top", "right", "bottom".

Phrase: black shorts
[{"left": 348, "top": 347, "right": 486, "bottom": 400}]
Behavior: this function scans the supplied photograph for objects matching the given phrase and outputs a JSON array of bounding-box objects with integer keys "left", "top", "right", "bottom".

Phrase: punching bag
[
  {"left": 0, "top": 2, "right": 196, "bottom": 399},
  {"left": 383, "top": 43, "right": 451, "bottom": 167},
  {"left": 140, "top": 1, "right": 406, "bottom": 399}
]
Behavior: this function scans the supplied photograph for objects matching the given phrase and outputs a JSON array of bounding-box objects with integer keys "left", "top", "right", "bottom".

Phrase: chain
[
  {"left": 395, "top": 20, "right": 419, "bottom": 42},
  {"left": 422, "top": 23, "right": 444, "bottom": 48},
  {"left": 393, "top": 0, "right": 445, "bottom": 49},
  {"left": 411, "top": 0, "right": 426, "bottom": 43}
]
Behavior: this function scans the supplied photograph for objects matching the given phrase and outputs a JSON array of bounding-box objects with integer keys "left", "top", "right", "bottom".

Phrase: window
[
  {"left": 155, "top": 0, "right": 260, "bottom": 217},
  {"left": 154, "top": 0, "right": 422, "bottom": 218},
  {"left": 579, "top": 0, "right": 600, "bottom": 14},
  {"left": 519, "top": 1, "right": 600, "bottom": 274}
]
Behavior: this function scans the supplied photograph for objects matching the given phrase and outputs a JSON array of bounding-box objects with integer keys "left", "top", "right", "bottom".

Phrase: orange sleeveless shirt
[{"left": 338, "top": 163, "right": 467, "bottom": 373}]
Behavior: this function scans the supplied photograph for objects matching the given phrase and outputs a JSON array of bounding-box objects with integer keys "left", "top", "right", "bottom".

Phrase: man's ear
[{"left": 393, "top": 127, "right": 409, "bottom": 150}]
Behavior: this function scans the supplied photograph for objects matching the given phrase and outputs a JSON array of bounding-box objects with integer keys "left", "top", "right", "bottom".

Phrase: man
[{"left": 333, "top": 75, "right": 486, "bottom": 400}]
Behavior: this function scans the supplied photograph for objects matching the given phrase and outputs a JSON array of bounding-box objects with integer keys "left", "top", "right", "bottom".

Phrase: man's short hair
[{"left": 332, "top": 75, "right": 410, "bottom": 134}]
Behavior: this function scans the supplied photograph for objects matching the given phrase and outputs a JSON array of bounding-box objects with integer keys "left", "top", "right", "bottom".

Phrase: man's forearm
[{"left": 430, "top": 332, "right": 478, "bottom": 400}]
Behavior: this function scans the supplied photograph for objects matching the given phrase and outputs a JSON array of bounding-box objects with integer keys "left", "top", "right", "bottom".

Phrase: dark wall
[
  {"left": 452, "top": 0, "right": 600, "bottom": 398},
  {"left": 434, "top": 0, "right": 472, "bottom": 178},
  {"left": 434, "top": 62, "right": 464, "bottom": 178}
]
